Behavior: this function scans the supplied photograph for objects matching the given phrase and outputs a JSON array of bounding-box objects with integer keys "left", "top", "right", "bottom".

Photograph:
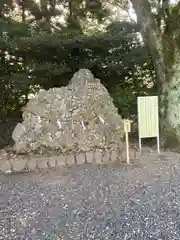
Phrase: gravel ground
[{"left": 1, "top": 151, "right": 180, "bottom": 240}]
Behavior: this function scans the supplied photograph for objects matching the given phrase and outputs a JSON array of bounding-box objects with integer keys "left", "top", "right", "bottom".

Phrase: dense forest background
[{"left": 0, "top": 0, "right": 158, "bottom": 147}]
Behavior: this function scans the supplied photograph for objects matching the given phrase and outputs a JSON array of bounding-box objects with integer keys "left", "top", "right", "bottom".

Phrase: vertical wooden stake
[
  {"left": 125, "top": 131, "right": 130, "bottom": 164},
  {"left": 157, "top": 136, "right": 160, "bottom": 154},
  {"left": 139, "top": 136, "right": 142, "bottom": 152}
]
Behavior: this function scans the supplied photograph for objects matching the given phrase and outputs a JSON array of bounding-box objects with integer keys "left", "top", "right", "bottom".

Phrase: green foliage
[{"left": 0, "top": 0, "right": 155, "bottom": 122}]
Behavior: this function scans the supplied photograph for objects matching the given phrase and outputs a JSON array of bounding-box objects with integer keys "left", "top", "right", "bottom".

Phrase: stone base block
[
  {"left": 0, "top": 161, "right": 11, "bottom": 173},
  {"left": 37, "top": 158, "right": 48, "bottom": 169},
  {"left": 56, "top": 155, "right": 66, "bottom": 166},
  {"left": 27, "top": 158, "right": 37, "bottom": 170},
  {"left": 65, "top": 155, "right": 75, "bottom": 165},
  {"left": 11, "top": 159, "right": 27, "bottom": 172},
  {"left": 94, "top": 150, "right": 103, "bottom": 164},
  {"left": 110, "top": 150, "right": 118, "bottom": 161},
  {"left": 103, "top": 151, "right": 110, "bottom": 162},
  {"left": 76, "top": 153, "right": 86, "bottom": 164},
  {"left": 85, "top": 151, "right": 94, "bottom": 163},
  {"left": 48, "top": 157, "right": 56, "bottom": 168},
  {"left": 0, "top": 148, "right": 127, "bottom": 174}
]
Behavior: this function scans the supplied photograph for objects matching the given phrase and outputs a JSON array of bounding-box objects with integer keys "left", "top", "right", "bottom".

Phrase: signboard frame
[{"left": 137, "top": 96, "right": 160, "bottom": 153}]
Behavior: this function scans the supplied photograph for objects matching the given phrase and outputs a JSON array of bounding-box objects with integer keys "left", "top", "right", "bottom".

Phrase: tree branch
[{"left": 130, "top": 0, "right": 166, "bottom": 88}]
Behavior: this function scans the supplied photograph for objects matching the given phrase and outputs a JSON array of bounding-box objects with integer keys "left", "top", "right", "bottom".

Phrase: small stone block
[
  {"left": 11, "top": 159, "right": 26, "bottom": 172},
  {"left": 56, "top": 155, "right": 66, "bottom": 166},
  {"left": 37, "top": 157, "right": 48, "bottom": 169},
  {"left": 65, "top": 155, "right": 75, "bottom": 165},
  {"left": 135, "top": 150, "right": 141, "bottom": 159},
  {"left": 103, "top": 151, "right": 110, "bottom": 162},
  {"left": 27, "top": 158, "right": 37, "bottom": 170},
  {"left": 48, "top": 157, "right": 56, "bottom": 168},
  {"left": 0, "top": 160, "right": 11, "bottom": 173},
  {"left": 111, "top": 150, "right": 118, "bottom": 161},
  {"left": 129, "top": 149, "right": 135, "bottom": 159},
  {"left": 118, "top": 149, "right": 125, "bottom": 162},
  {"left": 94, "top": 150, "right": 103, "bottom": 164},
  {"left": 85, "top": 151, "right": 94, "bottom": 163},
  {"left": 76, "top": 153, "right": 86, "bottom": 164}
]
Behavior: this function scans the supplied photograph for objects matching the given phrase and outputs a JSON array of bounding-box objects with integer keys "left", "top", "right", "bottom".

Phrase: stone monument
[{"left": 12, "top": 69, "right": 125, "bottom": 154}]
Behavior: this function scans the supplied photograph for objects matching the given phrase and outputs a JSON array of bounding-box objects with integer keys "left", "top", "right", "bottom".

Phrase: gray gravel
[{"left": 1, "top": 152, "right": 180, "bottom": 239}]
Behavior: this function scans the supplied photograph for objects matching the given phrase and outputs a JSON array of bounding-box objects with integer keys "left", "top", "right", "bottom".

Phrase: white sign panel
[{"left": 137, "top": 96, "right": 160, "bottom": 153}]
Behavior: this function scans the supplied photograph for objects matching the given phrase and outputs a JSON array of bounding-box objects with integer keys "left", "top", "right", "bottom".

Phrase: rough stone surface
[
  {"left": 11, "top": 159, "right": 26, "bottom": 172},
  {"left": 0, "top": 147, "right": 137, "bottom": 173},
  {"left": 0, "top": 160, "right": 11, "bottom": 172},
  {"left": 111, "top": 150, "right": 118, "bottom": 161},
  {"left": 103, "top": 150, "right": 110, "bottom": 162},
  {"left": 12, "top": 69, "right": 124, "bottom": 154},
  {"left": 76, "top": 153, "right": 86, "bottom": 164},
  {"left": 48, "top": 156, "right": 56, "bottom": 168},
  {"left": 37, "top": 158, "right": 48, "bottom": 169},
  {"left": 65, "top": 155, "right": 75, "bottom": 165},
  {"left": 1, "top": 151, "right": 180, "bottom": 240},
  {"left": 94, "top": 149, "right": 103, "bottom": 164},
  {"left": 56, "top": 155, "right": 66, "bottom": 166},
  {"left": 85, "top": 151, "right": 94, "bottom": 163},
  {"left": 27, "top": 158, "right": 37, "bottom": 170}
]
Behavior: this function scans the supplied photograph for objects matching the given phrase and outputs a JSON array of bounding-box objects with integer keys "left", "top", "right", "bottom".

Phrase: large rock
[{"left": 12, "top": 69, "right": 125, "bottom": 154}]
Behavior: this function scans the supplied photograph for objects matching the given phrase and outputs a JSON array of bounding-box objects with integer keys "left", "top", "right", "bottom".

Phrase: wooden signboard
[{"left": 137, "top": 96, "right": 160, "bottom": 153}]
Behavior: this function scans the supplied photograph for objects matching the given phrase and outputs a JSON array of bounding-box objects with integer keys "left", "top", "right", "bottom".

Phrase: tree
[
  {"left": 129, "top": 0, "right": 180, "bottom": 146},
  {"left": 0, "top": 0, "right": 111, "bottom": 119},
  {"left": 0, "top": 0, "right": 154, "bottom": 149},
  {"left": 14, "top": 20, "right": 153, "bottom": 116}
]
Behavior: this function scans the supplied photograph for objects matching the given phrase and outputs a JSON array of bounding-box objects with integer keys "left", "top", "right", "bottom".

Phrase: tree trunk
[
  {"left": 68, "top": 0, "right": 83, "bottom": 32},
  {"left": 130, "top": 0, "right": 180, "bottom": 147},
  {"left": 161, "top": 50, "right": 180, "bottom": 147}
]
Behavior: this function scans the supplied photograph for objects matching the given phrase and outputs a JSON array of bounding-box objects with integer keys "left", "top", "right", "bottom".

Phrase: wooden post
[
  {"left": 139, "top": 136, "right": 142, "bottom": 152},
  {"left": 125, "top": 131, "right": 130, "bottom": 164},
  {"left": 157, "top": 136, "right": 160, "bottom": 154},
  {"left": 123, "top": 119, "right": 132, "bottom": 165}
]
